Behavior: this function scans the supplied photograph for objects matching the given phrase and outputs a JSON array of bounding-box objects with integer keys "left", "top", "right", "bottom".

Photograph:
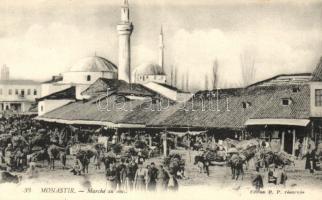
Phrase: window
[
  {"left": 292, "top": 87, "right": 300, "bottom": 93},
  {"left": 8, "top": 89, "right": 12, "bottom": 95},
  {"left": 87, "top": 75, "right": 91, "bottom": 81},
  {"left": 41, "top": 106, "right": 43, "bottom": 112},
  {"left": 33, "top": 89, "right": 37, "bottom": 96},
  {"left": 27, "top": 89, "right": 31, "bottom": 95},
  {"left": 282, "top": 98, "right": 291, "bottom": 106},
  {"left": 21, "top": 89, "right": 25, "bottom": 97},
  {"left": 15, "top": 89, "right": 18, "bottom": 95},
  {"left": 0, "top": 89, "right": 2, "bottom": 95},
  {"left": 315, "top": 89, "right": 322, "bottom": 107},
  {"left": 242, "top": 102, "right": 252, "bottom": 108}
]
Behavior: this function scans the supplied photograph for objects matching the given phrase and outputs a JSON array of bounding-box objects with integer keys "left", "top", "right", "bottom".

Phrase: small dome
[
  {"left": 133, "top": 63, "right": 165, "bottom": 76},
  {"left": 69, "top": 56, "right": 117, "bottom": 72}
]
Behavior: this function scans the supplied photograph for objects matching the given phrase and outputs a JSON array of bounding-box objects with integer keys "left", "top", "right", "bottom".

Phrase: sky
[{"left": 0, "top": 0, "right": 322, "bottom": 90}]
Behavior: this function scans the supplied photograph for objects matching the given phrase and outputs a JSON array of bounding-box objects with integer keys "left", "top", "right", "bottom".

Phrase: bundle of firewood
[
  {"left": 239, "top": 145, "right": 257, "bottom": 162},
  {"left": 163, "top": 153, "right": 185, "bottom": 174},
  {"left": 236, "top": 139, "right": 260, "bottom": 150},
  {"left": 275, "top": 151, "right": 295, "bottom": 166},
  {"left": 0, "top": 134, "right": 12, "bottom": 147}
]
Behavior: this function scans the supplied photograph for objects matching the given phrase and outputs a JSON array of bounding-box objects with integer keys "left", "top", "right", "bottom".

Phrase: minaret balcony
[{"left": 117, "top": 23, "right": 133, "bottom": 34}]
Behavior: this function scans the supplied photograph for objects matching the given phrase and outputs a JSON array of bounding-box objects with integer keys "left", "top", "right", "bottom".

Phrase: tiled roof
[
  {"left": 157, "top": 85, "right": 310, "bottom": 128},
  {"left": 37, "top": 86, "right": 76, "bottom": 101},
  {"left": 38, "top": 81, "right": 311, "bottom": 129},
  {"left": 312, "top": 57, "right": 322, "bottom": 81},
  {"left": 81, "top": 78, "right": 157, "bottom": 97}
]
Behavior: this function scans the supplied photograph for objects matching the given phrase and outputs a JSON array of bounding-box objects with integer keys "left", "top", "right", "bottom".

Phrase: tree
[
  {"left": 185, "top": 70, "right": 190, "bottom": 92},
  {"left": 205, "top": 74, "right": 209, "bottom": 90},
  {"left": 170, "top": 65, "right": 174, "bottom": 86},
  {"left": 181, "top": 73, "right": 185, "bottom": 91},
  {"left": 212, "top": 59, "right": 219, "bottom": 90},
  {"left": 240, "top": 52, "right": 256, "bottom": 86}
]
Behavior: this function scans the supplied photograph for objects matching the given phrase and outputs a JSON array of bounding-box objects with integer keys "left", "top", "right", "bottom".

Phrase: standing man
[
  {"left": 106, "top": 163, "right": 118, "bottom": 191},
  {"left": 158, "top": 165, "right": 169, "bottom": 191},
  {"left": 125, "top": 159, "right": 138, "bottom": 191},
  {"left": 147, "top": 162, "right": 159, "bottom": 191}
]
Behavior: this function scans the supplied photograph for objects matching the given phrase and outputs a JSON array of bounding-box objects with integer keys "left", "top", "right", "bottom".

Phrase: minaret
[
  {"left": 0, "top": 65, "right": 9, "bottom": 80},
  {"left": 159, "top": 26, "right": 164, "bottom": 71},
  {"left": 117, "top": 0, "right": 133, "bottom": 83}
]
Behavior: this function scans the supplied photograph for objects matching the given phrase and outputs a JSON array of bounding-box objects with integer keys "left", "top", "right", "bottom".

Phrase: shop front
[{"left": 245, "top": 118, "right": 311, "bottom": 155}]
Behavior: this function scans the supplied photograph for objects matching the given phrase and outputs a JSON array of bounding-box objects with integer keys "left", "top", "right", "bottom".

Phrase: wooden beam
[
  {"left": 281, "top": 131, "right": 285, "bottom": 151},
  {"left": 292, "top": 129, "right": 296, "bottom": 156}
]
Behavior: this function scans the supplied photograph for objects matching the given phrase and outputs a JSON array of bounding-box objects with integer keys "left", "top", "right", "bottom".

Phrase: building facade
[{"left": 0, "top": 79, "right": 41, "bottom": 113}]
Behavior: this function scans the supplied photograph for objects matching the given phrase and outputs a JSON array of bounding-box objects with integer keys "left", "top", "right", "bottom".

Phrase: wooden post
[
  {"left": 292, "top": 129, "right": 296, "bottom": 156},
  {"left": 303, "top": 135, "right": 308, "bottom": 155},
  {"left": 281, "top": 131, "right": 285, "bottom": 151},
  {"left": 163, "top": 132, "right": 167, "bottom": 157},
  {"left": 148, "top": 134, "right": 152, "bottom": 147},
  {"left": 174, "top": 136, "right": 178, "bottom": 148}
]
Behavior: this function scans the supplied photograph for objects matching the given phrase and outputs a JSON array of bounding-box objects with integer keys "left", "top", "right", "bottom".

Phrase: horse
[
  {"left": 47, "top": 145, "right": 65, "bottom": 170},
  {"left": 194, "top": 155, "right": 209, "bottom": 174},
  {"left": 228, "top": 155, "right": 244, "bottom": 180},
  {"left": 28, "top": 149, "right": 50, "bottom": 166},
  {"left": 101, "top": 155, "right": 117, "bottom": 171},
  {"left": 76, "top": 149, "right": 97, "bottom": 174}
]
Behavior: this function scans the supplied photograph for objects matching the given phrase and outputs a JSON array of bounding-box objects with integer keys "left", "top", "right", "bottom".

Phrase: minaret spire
[
  {"left": 117, "top": 0, "right": 133, "bottom": 83},
  {"left": 159, "top": 25, "right": 164, "bottom": 71}
]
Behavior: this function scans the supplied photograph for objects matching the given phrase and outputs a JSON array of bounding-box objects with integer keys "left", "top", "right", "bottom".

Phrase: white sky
[{"left": 0, "top": 0, "right": 322, "bottom": 90}]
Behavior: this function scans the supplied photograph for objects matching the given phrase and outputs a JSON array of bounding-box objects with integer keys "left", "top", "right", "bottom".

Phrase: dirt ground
[{"left": 16, "top": 148, "right": 322, "bottom": 192}]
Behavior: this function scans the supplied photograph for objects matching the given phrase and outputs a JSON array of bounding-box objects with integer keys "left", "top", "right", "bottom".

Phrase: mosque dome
[
  {"left": 69, "top": 56, "right": 117, "bottom": 73},
  {"left": 133, "top": 63, "right": 165, "bottom": 76}
]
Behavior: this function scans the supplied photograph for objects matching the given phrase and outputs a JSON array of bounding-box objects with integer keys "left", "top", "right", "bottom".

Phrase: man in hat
[
  {"left": 267, "top": 164, "right": 277, "bottom": 184},
  {"left": 252, "top": 171, "right": 264, "bottom": 190},
  {"left": 158, "top": 165, "right": 169, "bottom": 191},
  {"left": 106, "top": 163, "right": 118, "bottom": 191},
  {"left": 71, "top": 159, "right": 82, "bottom": 175},
  {"left": 26, "top": 158, "right": 39, "bottom": 179},
  {"left": 4, "top": 144, "right": 13, "bottom": 171},
  {"left": 147, "top": 162, "right": 159, "bottom": 191}
]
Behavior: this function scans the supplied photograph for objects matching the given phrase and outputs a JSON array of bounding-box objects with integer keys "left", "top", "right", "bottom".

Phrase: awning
[
  {"left": 245, "top": 118, "right": 310, "bottom": 127},
  {"left": 35, "top": 117, "right": 145, "bottom": 128},
  {"left": 187, "top": 131, "right": 207, "bottom": 136},
  {"left": 166, "top": 131, "right": 187, "bottom": 137},
  {"left": 166, "top": 130, "right": 207, "bottom": 137}
]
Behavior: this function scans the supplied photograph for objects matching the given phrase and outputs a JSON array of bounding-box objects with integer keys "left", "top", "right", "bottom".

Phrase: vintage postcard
[{"left": 0, "top": 0, "right": 321, "bottom": 199}]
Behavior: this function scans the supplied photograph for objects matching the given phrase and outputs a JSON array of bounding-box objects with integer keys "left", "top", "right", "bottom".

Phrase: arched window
[{"left": 87, "top": 75, "right": 91, "bottom": 81}]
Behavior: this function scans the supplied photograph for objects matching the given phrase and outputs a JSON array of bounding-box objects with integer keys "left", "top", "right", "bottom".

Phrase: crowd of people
[
  {"left": 0, "top": 114, "right": 322, "bottom": 192},
  {"left": 0, "top": 115, "right": 70, "bottom": 172},
  {"left": 103, "top": 160, "right": 178, "bottom": 192}
]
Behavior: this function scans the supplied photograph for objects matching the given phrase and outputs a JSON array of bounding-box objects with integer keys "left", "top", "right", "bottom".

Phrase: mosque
[{"left": 38, "top": 0, "right": 188, "bottom": 116}]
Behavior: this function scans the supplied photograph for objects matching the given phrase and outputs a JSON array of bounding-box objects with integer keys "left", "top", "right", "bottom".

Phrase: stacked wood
[
  {"left": 239, "top": 145, "right": 257, "bottom": 162},
  {"left": 11, "top": 135, "right": 28, "bottom": 148},
  {"left": 163, "top": 153, "right": 185, "bottom": 175},
  {"left": 223, "top": 138, "right": 239, "bottom": 151},
  {"left": 235, "top": 139, "right": 260, "bottom": 150},
  {"left": 275, "top": 151, "right": 295, "bottom": 166},
  {"left": 28, "top": 133, "right": 49, "bottom": 148},
  {"left": 0, "top": 134, "right": 12, "bottom": 148}
]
